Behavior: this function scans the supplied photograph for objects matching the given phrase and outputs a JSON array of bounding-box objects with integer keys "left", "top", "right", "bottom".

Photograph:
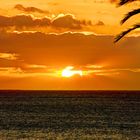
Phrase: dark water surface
[{"left": 0, "top": 90, "right": 140, "bottom": 139}]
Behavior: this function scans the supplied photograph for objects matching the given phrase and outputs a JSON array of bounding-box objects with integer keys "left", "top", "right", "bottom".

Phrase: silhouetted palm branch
[
  {"left": 121, "top": 8, "right": 140, "bottom": 24},
  {"left": 114, "top": 24, "right": 140, "bottom": 43},
  {"left": 114, "top": 0, "right": 140, "bottom": 43},
  {"left": 118, "top": 0, "right": 135, "bottom": 6}
]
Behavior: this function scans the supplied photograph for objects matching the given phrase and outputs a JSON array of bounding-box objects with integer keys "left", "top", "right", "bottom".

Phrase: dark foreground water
[{"left": 0, "top": 90, "right": 140, "bottom": 140}]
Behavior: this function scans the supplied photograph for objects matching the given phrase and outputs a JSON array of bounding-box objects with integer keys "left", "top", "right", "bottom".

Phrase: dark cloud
[
  {"left": 0, "top": 31, "right": 140, "bottom": 68},
  {"left": 0, "top": 14, "right": 91, "bottom": 30},
  {"left": 14, "top": 4, "right": 49, "bottom": 14},
  {"left": 96, "top": 20, "right": 105, "bottom": 26},
  {"left": 0, "top": 15, "right": 50, "bottom": 28},
  {"left": 52, "top": 15, "right": 89, "bottom": 29},
  {"left": 0, "top": 31, "right": 140, "bottom": 89}
]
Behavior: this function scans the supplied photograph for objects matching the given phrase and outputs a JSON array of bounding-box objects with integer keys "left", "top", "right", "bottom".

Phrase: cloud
[
  {"left": 14, "top": 4, "right": 49, "bottom": 14},
  {"left": 1, "top": 64, "right": 140, "bottom": 90},
  {"left": 85, "top": 65, "right": 104, "bottom": 69},
  {"left": 1, "top": 63, "right": 140, "bottom": 79},
  {"left": 0, "top": 53, "right": 19, "bottom": 60},
  {"left": 0, "top": 30, "right": 140, "bottom": 69},
  {"left": 52, "top": 14, "right": 90, "bottom": 29},
  {"left": 0, "top": 67, "right": 23, "bottom": 76},
  {"left": 0, "top": 15, "right": 51, "bottom": 28},
  {"left": 25, "top": 64, "right": 47, "bottom": 69},
  {"left": 0, "top": 29, "right": 140, "bottom": 90},
  {"left": 0, "top": 14, "right": 91, "bottom": 30},
  {"left": 96, "top": 21, "right": 105, "bottom": 26}
]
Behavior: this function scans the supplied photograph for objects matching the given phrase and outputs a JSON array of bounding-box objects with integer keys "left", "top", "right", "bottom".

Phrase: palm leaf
[
  {"left": 118, "top": 0, "right": 135, "bottom": 6},
  {"left": 114, "top": 24, "right": 140, "bottom": 43},
  {"left": 121, "top": 8, "right": 140, "bottom": 24}
]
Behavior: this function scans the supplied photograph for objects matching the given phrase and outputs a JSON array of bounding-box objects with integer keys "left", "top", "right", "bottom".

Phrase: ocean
[{"left": 0, "top": 90, "right": 139, "bottom": 139}]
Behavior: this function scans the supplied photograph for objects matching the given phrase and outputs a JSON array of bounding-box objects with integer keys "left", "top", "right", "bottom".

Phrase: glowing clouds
[
  {"left": 14, "top": 4, "right": 49, "bottom": 14},
  {"left": 62, "top": 66, "right": 83, "bottom": 77},
  {"left": 0, "top": 53, "right": 19, "bottom": 60}
]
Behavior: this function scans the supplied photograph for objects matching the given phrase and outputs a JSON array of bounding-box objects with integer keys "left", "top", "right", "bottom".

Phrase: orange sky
[{"left": 0, "top": 0, "right": 140, "bottom": 90}]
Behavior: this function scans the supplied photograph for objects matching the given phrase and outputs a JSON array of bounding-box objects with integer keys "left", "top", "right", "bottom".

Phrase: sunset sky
[{"left": 0, "top": 0, "right": 140, "bottom": 90}]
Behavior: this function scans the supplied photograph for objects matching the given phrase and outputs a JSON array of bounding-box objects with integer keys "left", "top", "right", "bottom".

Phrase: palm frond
[
  {"left": 118, "top": 0, "right": 135, "bottom": 6},
  {"left": 121, "top": 8, "right": 140, "bottom": 24},
  {"left": 114, "top": 24, "right": 140, "bottom": 43}
]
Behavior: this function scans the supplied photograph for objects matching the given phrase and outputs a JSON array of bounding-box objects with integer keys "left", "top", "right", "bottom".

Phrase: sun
[{"left": 62, "top": 66, "right": 82, "bottom": 77}]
